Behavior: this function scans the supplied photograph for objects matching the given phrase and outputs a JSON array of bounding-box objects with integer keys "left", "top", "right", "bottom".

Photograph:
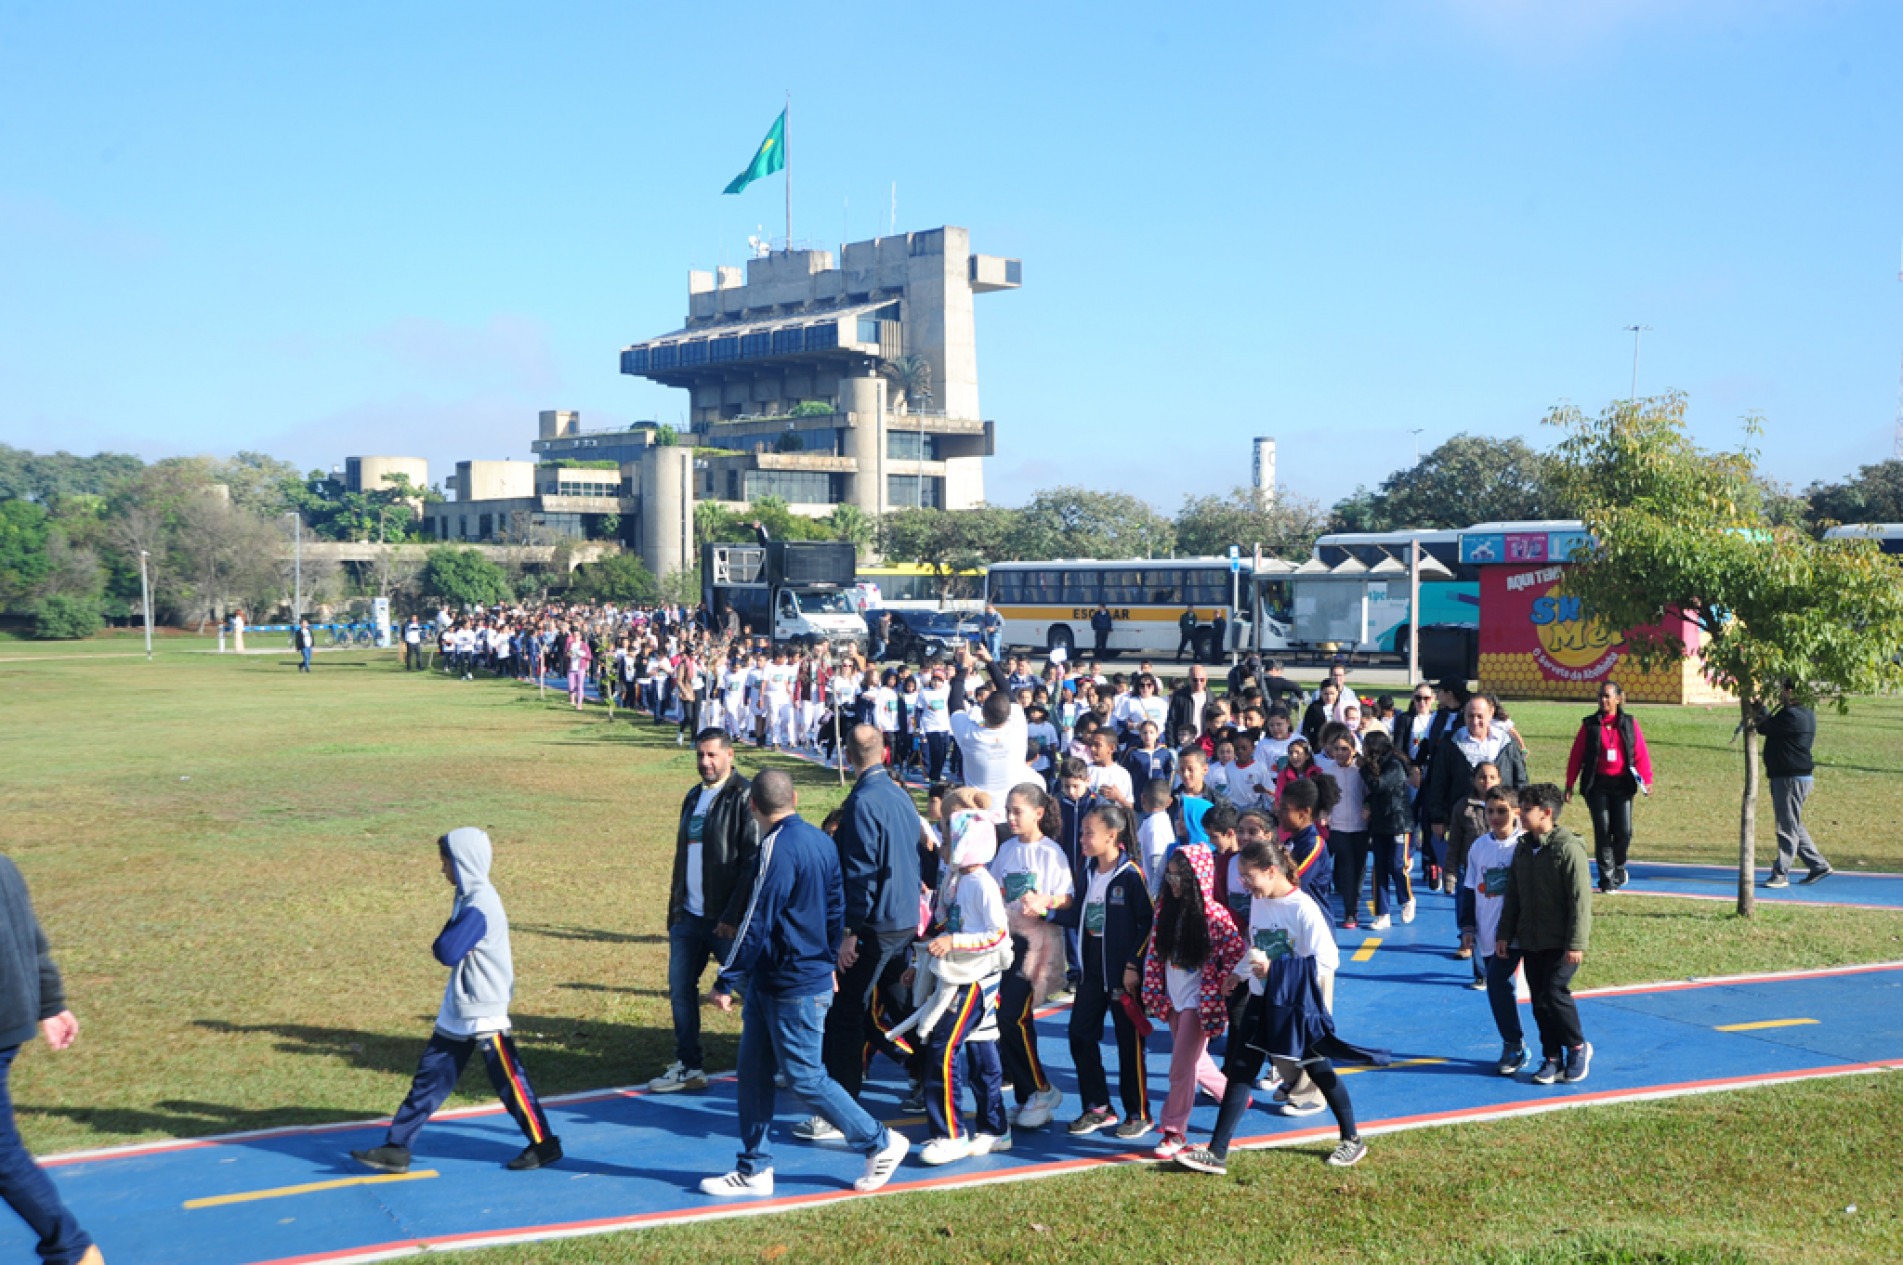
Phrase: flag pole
[{"left": 783, "top": 91, "right": 792, "bottom": 251}]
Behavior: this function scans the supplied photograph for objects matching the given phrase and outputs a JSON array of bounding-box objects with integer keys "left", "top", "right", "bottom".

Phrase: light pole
[
  {"left": 1624, "top": 324, "right": 1652, "bottom": 401},
  {"left": 285, "top": 512, "right": 303, "bottom": 620},
  {"left": 1409, "top": 428, "right": 1424, "bottom": 466},
  {"left": 138, "top": 549, "right": 153, "bottom": 661}
]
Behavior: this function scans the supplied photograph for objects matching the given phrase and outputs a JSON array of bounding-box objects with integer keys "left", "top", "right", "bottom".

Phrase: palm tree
[
  {"left": 827, "top": 503, "right": 874, "bottom": 560},
  {"left": 879, "top": 354, "right": 933, "bottom": 414}
]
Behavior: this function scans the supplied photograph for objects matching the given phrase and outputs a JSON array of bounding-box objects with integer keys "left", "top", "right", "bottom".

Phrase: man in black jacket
[
  {"left": 808, "top": 725, "right": 923, "bottom": 1136},
  {"left": 1166, "top": 666, "right": 1211, "bottom": 743},
  {"left": 649, "top": 729, "right": 761, "bottom": 1093},
  {"left": 0, "top": 854, "right": 99, "bottom": 1265},
  {"left": 1760, "top": 682, "right": 1833, "bottom": 887}
]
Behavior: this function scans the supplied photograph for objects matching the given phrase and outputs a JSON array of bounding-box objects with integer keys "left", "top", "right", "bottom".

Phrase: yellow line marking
[
  {"left": 1339, "top": 1057, "right": 1448, "bottom": 1077},
  {"left": 184, "top": 1170, "right": 439, "bottom": 1210},
  {"left": 1715, "top": 1018, "right": 1819, "bottom": 1033},
  {"left": 1352, "top": 937, "right": 1382, "bottom": 962}
]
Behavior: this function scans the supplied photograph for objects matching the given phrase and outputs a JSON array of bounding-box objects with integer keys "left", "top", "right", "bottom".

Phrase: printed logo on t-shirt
[
  {"left": 1483, "top": 865, "right": 1510, "bottom": 897},
  {"left": 1002, "top": 871, "right": 1037, "bottom": 904},
  {"left": 688, "top": 814, "right": 706, "bottom": 843},
  {"left": 1084, "top": 899, "right": 1106, "bottom": 934},
  {"left": 947, "top": 903, "right": 964, "bottom": 933},
  {"left": 1252, "top": 927, "right": 1292, "bottom": 960}
]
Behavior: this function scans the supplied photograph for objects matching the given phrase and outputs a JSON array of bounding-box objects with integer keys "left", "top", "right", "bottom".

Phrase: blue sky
[{"left": 3, "top": 1, "right": 1900, "bottom": 513}]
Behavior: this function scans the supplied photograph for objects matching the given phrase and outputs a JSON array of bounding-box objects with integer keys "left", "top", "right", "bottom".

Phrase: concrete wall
[
  {"left": 453, "top": 460, "right": 536, "bottom": 502},
  {"left": 539, "top": 410, "right": 581, "bottom": 440},
  {"left": 839, "top": 373, "right": 886, "bottom": 517},
  {"left": 346, "top": 455, "right": 430, "bottom": 496},
  {"left": 637, "top": 445, "right": 695, "bottom": 580}
]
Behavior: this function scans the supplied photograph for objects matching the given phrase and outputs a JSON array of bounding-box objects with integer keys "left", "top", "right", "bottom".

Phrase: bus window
[
  {"left": 1145, "top": 568, "right": 1183, "bottom": 604},
  {"left": 1259, "top": 580, "right": 1293, "bottom": 624},
  {"left": 1062, "top": 569, "right": 1102, "bottom": 606}
]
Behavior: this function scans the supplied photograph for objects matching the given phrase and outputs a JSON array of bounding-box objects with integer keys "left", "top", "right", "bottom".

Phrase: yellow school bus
[{"left": 855, "top": 562, "right": 985, "bottom": 611}]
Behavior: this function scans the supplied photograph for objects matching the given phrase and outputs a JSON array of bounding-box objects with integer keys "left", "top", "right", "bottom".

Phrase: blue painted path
[{"left": 15, "top": 875, "right": 1902, "bottom": 1265}]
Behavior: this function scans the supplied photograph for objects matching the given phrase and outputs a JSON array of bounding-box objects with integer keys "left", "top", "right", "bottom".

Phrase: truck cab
[{"left": 774, "top": 586, "right": 865, "bottom": 649}]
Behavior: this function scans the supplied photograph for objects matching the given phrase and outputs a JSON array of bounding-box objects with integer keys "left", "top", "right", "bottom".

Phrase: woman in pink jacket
[
  {"left": 1141, "top": 842, "right": 1245, "bottom": 1160},
  {"left": 1564, "top": 681, "right": 1654, "bottom": 893}
]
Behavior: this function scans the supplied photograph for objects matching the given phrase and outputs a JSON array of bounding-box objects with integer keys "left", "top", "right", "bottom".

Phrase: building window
[
  {"left": 886, "top": 475, "right": 941, "bottom": 509},
  {"left": 886, "top": 432, "right": 939, "bottom": 461},
  {"left": 726, "top": 470, "right": 740, "bottom": 500},
  {"left": 478, "top": 514, "right": 493, "bottom": 540},
  {"left": 745, "top": 470, "right": 837, "bottom": 503}
]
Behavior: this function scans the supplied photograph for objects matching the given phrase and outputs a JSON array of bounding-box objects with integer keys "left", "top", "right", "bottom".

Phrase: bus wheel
[{"left": 1047, "top": 625, "right": 1075, "bottom": 656}]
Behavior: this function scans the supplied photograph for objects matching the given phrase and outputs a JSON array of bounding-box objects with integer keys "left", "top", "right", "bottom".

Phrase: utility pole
[
  {"left": 138, "top": 549, "right": 154, "bottom": 662},
  {"left": 1624, "top": 324, "right": 1652, "bottom": 401},
  {"left": 285, "top": 512, "right": 303, "bottom": 620},
  {"left": 1409, "top": 428, "right": 1424, "bottom": 466}
]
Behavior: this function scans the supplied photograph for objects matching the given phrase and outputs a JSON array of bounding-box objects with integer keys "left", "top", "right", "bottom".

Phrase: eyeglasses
[{"left": 1414, "top": 693, "right": 1434, "bottom": 702}]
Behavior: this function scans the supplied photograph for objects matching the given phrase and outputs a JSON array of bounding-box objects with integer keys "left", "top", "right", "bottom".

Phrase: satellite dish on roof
[{"left": 748, "top": 227, "right": 770, "bottom": 259}]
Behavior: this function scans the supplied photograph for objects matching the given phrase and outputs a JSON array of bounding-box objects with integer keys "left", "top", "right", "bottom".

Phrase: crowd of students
[{"left": 369, "top": 598, "right": 1612, "bottom": 1188}]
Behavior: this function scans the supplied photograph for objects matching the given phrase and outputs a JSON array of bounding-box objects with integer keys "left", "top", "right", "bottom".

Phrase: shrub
[{"left": 33, "top": 595, "right": 104, "bottom": 640}]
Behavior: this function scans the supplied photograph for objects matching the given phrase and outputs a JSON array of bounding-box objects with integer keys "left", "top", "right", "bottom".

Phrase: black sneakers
[
  {"left": 1531, "top": 1057, "right": 1563, "bottom": 1086},
  {"left": 1798, "top": 866, "right": 1834, "bottom": 886},
  {"left": 506, "top": 1138, "right": 564, "bottom": 1170},
  {"left": 350, "top": 1145, "right": 412, "bottom": 1174}
]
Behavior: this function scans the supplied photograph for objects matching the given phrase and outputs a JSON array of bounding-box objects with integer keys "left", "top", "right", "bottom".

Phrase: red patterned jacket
[{"left": 1141, "top": 843, "right": 1246, "bottom": 1037}]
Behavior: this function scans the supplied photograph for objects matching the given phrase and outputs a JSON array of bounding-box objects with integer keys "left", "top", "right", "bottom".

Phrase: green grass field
[{"left": 1, "top": 639, "right": 1899, "bottom": 1262}]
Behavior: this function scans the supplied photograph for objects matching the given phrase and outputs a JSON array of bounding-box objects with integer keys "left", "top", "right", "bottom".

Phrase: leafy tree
[
  {"left": 658, "top": 567, "right": 701, "bottom": 607},
  {"left": 0, "top": 500, "right": 51, "bottom": 609},
  {"left": 825, "top": 503, "right": 874, "bottom": 559},
  {"left": 422, "top": 546, "right": 513, "bottom": 608},
  {"left": 1803, "top": 459, "right": 1903, "bottom": 531},
  {"left": 570, "top": 552, "right": 659, "bottom": 604},
  {"left": 32, "top": 595, "right": 104, "bottom": 640},
  {"left": 1332, "top": 433, "right": 1559, "bottom": 532},
  {"left": 1008, "top": 486, "right": 1175, "bottom": 560},
  {"left": 652, "top": 424, "right": 681, "bottom": 447},
  {"left": 214, "top": 451, "right": 304, "bottom": 517},
  {"left": 1546, "top": 394, "right": 1903, "bottom": 916},
  {"left": 694, "top": 500, "right": 737, "bottom": 548},
  {"left": 879, "top": 355, "right": 934, "bottom": 412},
  {"left": 880, "top": 506, "right": 1018, "bottom": 600},
  {"left": 789, "top": 400, "right": 834, "bottom": 417},
  {"left": 0, "top": 444, "right": 144, "bottom": 504},
  {"left": 1174, "top": 486, "right": 1332, "bottom": 560}
]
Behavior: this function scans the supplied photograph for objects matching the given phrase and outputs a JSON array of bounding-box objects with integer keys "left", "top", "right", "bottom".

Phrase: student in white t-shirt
[
  {"left": 1086, "top": 730, "right": 1134, "bottom": 808},
  {"left": 990, "top": 784, "right": 1074, "bottom": 1130},
  {"left": 1220, "top": 732, "right": 1276, "bottom": 813},
  {"left": 1466, "top": 785, "right": 1533, "bottom": 1071},
  {"left": 1136, "top": 779, "right": 1177, "bottom": 899}
]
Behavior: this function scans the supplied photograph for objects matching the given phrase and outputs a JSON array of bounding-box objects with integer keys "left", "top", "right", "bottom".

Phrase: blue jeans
[
  {"left": 668, "top": 913, "right": 731, "bottom": 1069},
  {"left": 299, "top": 645, "right": 312, "bottom": 672},
  {"left": 985, "top": 633, "right": 1003, "bottom": 659},
  {"left": 735, "top": 989, "right": 884, "bottom": 1177},
  {"left": 0, "top": 1046, "right": 93, "bottom": 1265}
]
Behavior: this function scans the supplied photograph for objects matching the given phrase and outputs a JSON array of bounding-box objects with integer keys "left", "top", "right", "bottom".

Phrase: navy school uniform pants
[
  {"left": 1067, "top": 936, "right": 1149, "bottom": 1123},
  {"left": 386, "top": 1028, "right": 554, "bottom": 1152},
  {"left": 998, "top": 937, "right": 1052, "bottom": 1104},
  {"left": 910, "top": 980, "right": 1006, "bottom": 1142},
  {"left": 0, "top": 1044, "right": 94, "bottom": 1265}
]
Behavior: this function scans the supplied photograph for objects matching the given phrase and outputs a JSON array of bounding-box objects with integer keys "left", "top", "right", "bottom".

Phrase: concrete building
[
  {"left": 619, "top": 225, "right": 1019, "bottom": 518},
  {"left": 343, "top": 455, "right": 430, "bottom": 498},
  {"left": 427, "top": 458, "right": 635, "bottom": 546}
]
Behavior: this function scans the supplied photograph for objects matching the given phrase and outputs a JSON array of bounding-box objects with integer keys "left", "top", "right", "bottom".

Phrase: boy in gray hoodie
[{"left": 352, "top": 828, "right": 561, "bottom": 1173}]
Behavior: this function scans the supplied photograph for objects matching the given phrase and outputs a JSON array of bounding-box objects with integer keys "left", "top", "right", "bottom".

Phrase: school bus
[
  {"left": 985, "top": 558, "right": 1294, "bottom": 660},
  {"left": 855, "top": 562, "right": 985, "bottom": 611}
]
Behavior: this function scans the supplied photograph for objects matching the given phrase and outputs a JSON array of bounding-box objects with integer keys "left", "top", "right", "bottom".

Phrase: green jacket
[{"left": 1496, "top": 825, "right": 1592, "bottom": 954}]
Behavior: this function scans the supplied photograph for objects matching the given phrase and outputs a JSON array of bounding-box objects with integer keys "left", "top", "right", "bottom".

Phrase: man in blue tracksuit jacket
[{"left": 700, "top": 770, "right": 909, "bottom": 1198}]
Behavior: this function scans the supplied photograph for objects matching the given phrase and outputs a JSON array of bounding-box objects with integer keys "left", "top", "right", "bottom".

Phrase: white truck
[{"left": 703, "top": 542, "right": 866, "bottom": 650}]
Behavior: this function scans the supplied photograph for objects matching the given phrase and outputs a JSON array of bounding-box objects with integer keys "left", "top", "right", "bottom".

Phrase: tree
[
  {"left": 880, "top": 506, "right": 1018, "bottom": 600},
  {"left": 1332, "top": 433, "right": 1559, "bottom": 532},
  {"left": 826, "top": 503, "right": 874, "bottom": 559},
  {"left": 422, "top": 547, "right": 513, "bottom": 608},
  {"left": 1174, "top": 486, "right": 1332, "bottom": 559},
  {"left": 570, "top": 552, "right": 659, "bottom": 604},
  {"left": 1546, "top": 394, "right": 1903, "bottom": 916},
  {"left": 879, "top": 354, "right": 934, "bottom": 413},
  {"left": 0, "top": 500, "right": 51, "bottom": 609},
  {"left": 1008, "top": 486, "right": 1175, "bottom": 560},
  {"left": 658, "top": 567, "right": 701, "bottom": 607},
  {"left": 1803, "top": 459, "right": 1903, "bottom": 531},
  {"left": 170, "top": 496, "right": 284, "bottom": 627},
  {"left": 652, "top": 424, "right": 681, "bottom": 447}
]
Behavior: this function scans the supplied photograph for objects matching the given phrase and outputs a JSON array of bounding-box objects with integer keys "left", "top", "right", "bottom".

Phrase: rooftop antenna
[
  {"left": 747, "top": 226, "right": 771, "bottom": 259},
  {"left": 889, "top": 182, "right": 897, "bottom": 236}
]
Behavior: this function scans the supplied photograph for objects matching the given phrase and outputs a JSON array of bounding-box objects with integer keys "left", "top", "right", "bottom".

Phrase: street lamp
[
  {"left": 138, "top": 549, "right": 153, "bottom": 662},
  {"left": 1624, "top": 324, "right": 1652, "bottom": 401},
  {"left": 1409, "top": 428, "right": 1424, "bottom": 466}
]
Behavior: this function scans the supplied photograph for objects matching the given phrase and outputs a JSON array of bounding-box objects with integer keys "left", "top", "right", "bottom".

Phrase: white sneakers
[
  {"left": 701, "top": 1168, "right": 774, "bottom": 1197},
  {"left": 855, "top": 1129, "right": 909, "bottom": 1192},
  {"left": 1370, "top": 915, "right": 1393, "bottom": 931},
  {"left": 1013, "top": 1086, "right": 1063, "bottom": 1130},
  {"left": 648, "top": 1062, "right": 708, "bottom": 1094},
  {"left": 1401, "top": 899, "right": 1417, "bottom": 924},
  {"left": 919, "top": 1135, "right": 973, "bottom": 1166}
]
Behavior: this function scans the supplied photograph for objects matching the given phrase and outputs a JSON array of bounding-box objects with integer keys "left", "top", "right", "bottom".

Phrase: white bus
[
  {"left": 1823, "top": 523, "right": 1903, "bottom": 555},
  {"left": 986, "top": 558, "right": 1294, "bottom": 661}
]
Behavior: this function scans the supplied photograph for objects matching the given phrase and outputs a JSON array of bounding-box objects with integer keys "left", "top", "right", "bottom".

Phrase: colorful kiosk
[{"left": 1460, "top": 520, "right": 1728, "bottom": 705}]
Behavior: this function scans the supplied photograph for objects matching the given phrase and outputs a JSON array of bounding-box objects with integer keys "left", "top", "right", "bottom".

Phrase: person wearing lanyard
[{"left": 1563, "top": 682, "right": 1653, "bottom": 894}]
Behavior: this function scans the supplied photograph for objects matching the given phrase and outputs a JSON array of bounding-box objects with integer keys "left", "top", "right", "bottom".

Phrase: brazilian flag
[{"left": 723, "top": 110, "right": 786, "bottom": 195}]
